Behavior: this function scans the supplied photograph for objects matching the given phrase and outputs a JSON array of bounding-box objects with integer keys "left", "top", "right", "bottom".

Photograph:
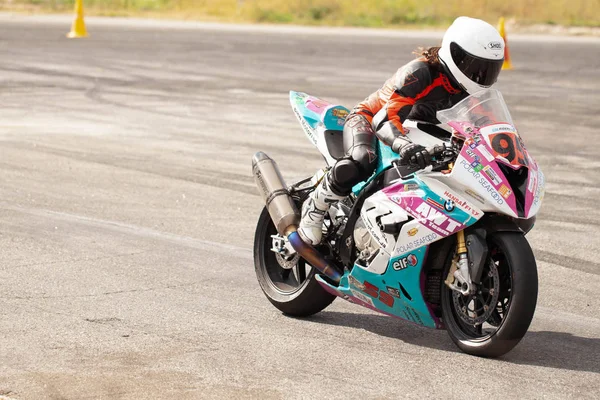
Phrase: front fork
[
  {"left": 445, "top": 230, "right": 474, "bottom": 295},
  {"left": 445, "top": 229, "right": 490, "bottom": 295}
]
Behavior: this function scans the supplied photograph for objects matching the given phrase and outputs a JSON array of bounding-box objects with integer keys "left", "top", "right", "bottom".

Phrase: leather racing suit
[{"left": 326, "top": 58, "right": 468, "bottom": 197}]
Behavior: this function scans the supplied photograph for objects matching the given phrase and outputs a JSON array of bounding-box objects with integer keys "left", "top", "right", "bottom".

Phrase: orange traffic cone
[
  {"left": 67, "top": 0, "right": 88, "bottom": 38},
  {"left": 497, "top": 17, "right": 513, "bottom": 70}
]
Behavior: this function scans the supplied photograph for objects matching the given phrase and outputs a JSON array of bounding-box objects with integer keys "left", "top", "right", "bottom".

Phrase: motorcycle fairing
[
  {"left": 357, "top": 177, "right": 478, "bottom": 273},
  {"left": 308, "top": 91, "right": 545, "bottom": 329},
  {"left": 315, "top": 176, "right": 481, "bottom": 329},
  {"left": 448, "top": 121, "right": 545, "bottom": 219},
  {"left": 289, "top": 91, "right": 350, "bottom": 166},
  {"left": 383, "top": 178, "right": 475, "bottom": 239},
  {"left": 315, "top": 244, "right": 441, "bottom": 329}
]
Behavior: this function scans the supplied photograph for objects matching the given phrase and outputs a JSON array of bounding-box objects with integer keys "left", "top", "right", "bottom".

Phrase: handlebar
[{"left": 392, "top": 144, "right": 457, "bottom": 178}]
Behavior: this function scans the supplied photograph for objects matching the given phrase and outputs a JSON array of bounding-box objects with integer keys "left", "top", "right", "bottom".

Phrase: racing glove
[{"left": 392, "top": 137, "right": 430, "bottom": 169}]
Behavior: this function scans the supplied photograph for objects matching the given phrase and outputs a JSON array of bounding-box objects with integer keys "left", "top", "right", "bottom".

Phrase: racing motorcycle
[{"left": 252, "top": 89, "right": 544, "bottom": 357}]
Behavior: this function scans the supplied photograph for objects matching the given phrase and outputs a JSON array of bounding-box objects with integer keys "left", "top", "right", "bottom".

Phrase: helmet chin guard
[{"left": 439, "top": 16, "right": 505, "bottom": 94}]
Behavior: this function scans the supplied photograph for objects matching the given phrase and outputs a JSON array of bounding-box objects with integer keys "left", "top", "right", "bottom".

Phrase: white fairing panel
[
  {"left": 289, "top": 91, "right": 349, "bottom": 168},
  {"left": 356, "top": 191, "right": 409, "bottom": 274},
  {"left": 315, "top": 125, "right": 339, "bottom": 167},
  {"left": 403, "top": 120, "right": 450, "bottom": 148},
  {"left": 528, "top": 168, "right": 545, "bottom": 216},
  {"left": 429, "top": 154, "right": 518, "bottom": 217}
]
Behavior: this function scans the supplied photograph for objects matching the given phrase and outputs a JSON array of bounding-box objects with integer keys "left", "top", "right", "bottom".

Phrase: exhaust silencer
[
  {"left": 252, "top": 151, "right": 341, "bottom": 283},
  {"left": 252, "top": 151, "right": 300, "bottom": 236}
]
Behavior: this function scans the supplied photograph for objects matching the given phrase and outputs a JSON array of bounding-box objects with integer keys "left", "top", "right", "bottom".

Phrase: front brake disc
[{"left": 452, "top": 259, "right": 500, "bottom": 325}]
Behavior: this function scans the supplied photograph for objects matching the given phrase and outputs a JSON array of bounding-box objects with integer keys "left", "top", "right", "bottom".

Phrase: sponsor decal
[
  {"left": 392, "top": 254, "right": 418, "bottom": 271},
  {"left": 460, "top": 158, "right": 482, "bottom": 179},
  {"left": 386, "top": 286, "right": 401, "bottom": 298},
  {"left": 444, "top": 200, "right": 455, "bottom": 212},
  {"left": 444, "top": 190, "right": 479, "bottom": 216},
  {"left": 478, "top": 146, "right": 495, "bottom": 162},
  {"left": 396, "top": 232, "right": 438, "bottom": 254},
  {"left": 406, "top": 306, "right": 423, "bottom": 325},
  {"left": 498, "top": 184, "right": 512, "bottom": 199},
  {"left": 491, "top": 125, "right": 515, "bottom": 133},
  {"left": 482, "top": 165, "right": 502, "bottom": 186},
  {"left": 461, "top": 160, "right": 502, "bottom": 204},
  {"left": 479, "top": 177, "right": 504, "bottom": 205},
  {"left": 293, "top": 107, "right": 316, "bottom": 144},
  {"left": 426, "top": 197, "right": 445, "bottom": 211},
  {"left": 412, "top": 202, "right": 462, "bottom": 235},
  {"left": 404, "top": 183, "right": 420, "bottom": 191},
  {"left": 528, "top": 172, "right": 537, "bottom": 193},
  {"left": 407, "top": 227, "right": 418, "bottom": 236},
  {"left": 348, "top": 275, "right": 365, "bottom": 291},
  {"left": 488, "top": 41, "right": 503, "bottom": 50},
  {"left": 466, "top": 148, "right": 477, "bottom": 158},
  {"left": 294, "top": 92, "right": 307, "bottom": 105},
  {"left": 466, "top": 147, "right": 485, "bottom": 170},
  {"left": 465, "top": 189, "right": 485, "bottom": 204},
  {"left": 351, "top": 289, "right": 374, "bottom": 306},
  {"left": 533, "top": 170, "right": 545, "bottom": 206},
  {"left": 332, "top": 108, "right": 349, "bottom": 119}
]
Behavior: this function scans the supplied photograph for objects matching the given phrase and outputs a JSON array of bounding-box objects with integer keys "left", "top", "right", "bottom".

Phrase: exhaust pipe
[
  {"left": 252, "top": 152, "right": 341, "bottom": 283},
  {"left": 252, "top": 151, "right": 300, "bottom": 236}
]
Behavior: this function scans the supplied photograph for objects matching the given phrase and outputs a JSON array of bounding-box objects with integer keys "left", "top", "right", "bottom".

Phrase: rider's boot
[{"left": 298, "top": 173, "right": 345, "bottom": 245}]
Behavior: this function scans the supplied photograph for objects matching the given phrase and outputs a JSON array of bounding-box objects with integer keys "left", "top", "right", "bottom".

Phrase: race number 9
[{"left": 490, "top": 132, "right": 527, "bottom": 167}]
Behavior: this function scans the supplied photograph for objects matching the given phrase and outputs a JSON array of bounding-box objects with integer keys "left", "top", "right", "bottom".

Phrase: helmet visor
[{"left": 450, "top": 42, "right": 503, "bottom": 87}]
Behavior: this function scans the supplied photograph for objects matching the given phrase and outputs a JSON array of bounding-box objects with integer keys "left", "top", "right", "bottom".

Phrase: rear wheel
[
  {"left": 441, "top": 232, "right": 538, "bottom": 357},
  {"left": 253, "top": 206, "right": 336, "bottom": 317}
]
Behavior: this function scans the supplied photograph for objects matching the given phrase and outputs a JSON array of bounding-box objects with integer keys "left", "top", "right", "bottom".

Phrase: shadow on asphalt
[{"left": 305, "top": 311, "right": 600, "bottom": 374}]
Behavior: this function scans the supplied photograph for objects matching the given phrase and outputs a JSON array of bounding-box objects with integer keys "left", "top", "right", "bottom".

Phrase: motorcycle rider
[{"left": 298, "top": 16, "right": 506, "bottom": 245}]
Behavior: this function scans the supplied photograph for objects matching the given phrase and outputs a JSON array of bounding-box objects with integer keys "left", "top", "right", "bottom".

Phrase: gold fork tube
[{"left": 456, "top": 230, "right": 467, "bottom": 254}]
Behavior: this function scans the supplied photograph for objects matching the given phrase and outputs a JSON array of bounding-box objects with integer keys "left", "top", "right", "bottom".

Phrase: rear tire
[
  {"left": 441, "top": 232, "right": 538, "bottom": 357},
  {"left": 253, "top": 206, "right": 336, "bottom": 317}
]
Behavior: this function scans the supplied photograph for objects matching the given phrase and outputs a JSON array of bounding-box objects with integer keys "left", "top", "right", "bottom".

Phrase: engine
[{"left": 353, "top": 216, "right": 381, "bottom": 261}]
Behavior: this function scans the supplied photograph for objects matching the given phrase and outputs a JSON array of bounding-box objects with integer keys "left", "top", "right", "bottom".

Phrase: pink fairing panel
[{"left": 448, "top": 121, "right": 543, "bottom": 219}]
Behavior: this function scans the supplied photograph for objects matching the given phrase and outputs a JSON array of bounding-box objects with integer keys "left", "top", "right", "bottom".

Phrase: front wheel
[
  {"left": 253, "top": 206, "right": 336, "bottom": 317},
  {"left": 441, "top": 232, "right": 538, "bottom": 357}
]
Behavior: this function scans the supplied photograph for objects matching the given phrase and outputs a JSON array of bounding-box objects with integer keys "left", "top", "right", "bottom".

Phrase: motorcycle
[{"left": 252, "top": 89, "right": 544, "bottom": 357}]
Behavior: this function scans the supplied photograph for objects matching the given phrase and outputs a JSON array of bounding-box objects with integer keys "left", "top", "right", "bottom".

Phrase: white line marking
[{"left": 0, "top": 203, "right": 253, "bottom": 259}]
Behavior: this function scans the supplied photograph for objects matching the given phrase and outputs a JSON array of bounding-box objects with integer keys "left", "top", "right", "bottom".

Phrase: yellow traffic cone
[
  {"left": 67, "top": 0, "right": 88, "bottom": 38},
  {"left": 497, "top": 17, "right": 513, "bottom": 70}
]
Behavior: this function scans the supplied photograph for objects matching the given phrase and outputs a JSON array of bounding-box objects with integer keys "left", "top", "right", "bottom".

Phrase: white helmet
[{"left": 438, "top": 17, "right": 505, "bottom": 94}]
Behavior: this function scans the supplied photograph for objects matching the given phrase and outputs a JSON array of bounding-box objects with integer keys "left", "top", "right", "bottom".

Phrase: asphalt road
[{"left": 0, "top": 14, "right": 599, "bottom": 400}]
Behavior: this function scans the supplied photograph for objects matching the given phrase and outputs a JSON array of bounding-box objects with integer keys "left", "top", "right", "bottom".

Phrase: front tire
[
  {"left": 441, "top": 232, "right": 538, "bottom": 357},
  {"left": 253, "top": 206, "right": 336, "bottom": 317}
]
